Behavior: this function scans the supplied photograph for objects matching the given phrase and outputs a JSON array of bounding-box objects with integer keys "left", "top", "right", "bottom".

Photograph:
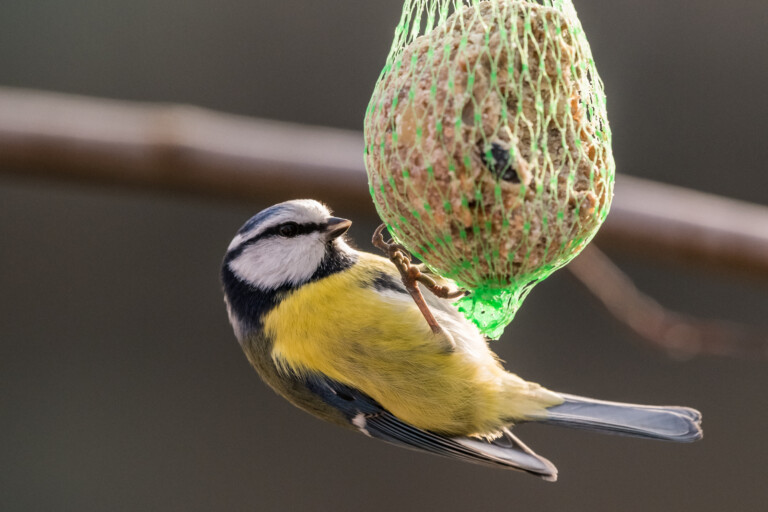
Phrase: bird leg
[{"left": 372, "top": 224, "right": 464, "bottom": 343}]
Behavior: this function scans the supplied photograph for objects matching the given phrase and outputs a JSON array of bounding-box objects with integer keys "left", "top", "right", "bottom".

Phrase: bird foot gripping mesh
[{"left": 364, "top": 0, "right": 615, "bottom": 338}]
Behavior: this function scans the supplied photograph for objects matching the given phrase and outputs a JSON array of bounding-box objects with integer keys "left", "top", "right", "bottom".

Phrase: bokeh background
[{"left": 1, "top": 1, "right": 767, "bottom": 510}]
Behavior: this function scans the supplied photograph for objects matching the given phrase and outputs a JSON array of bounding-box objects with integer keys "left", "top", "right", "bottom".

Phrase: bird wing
[{"left": 304, "top": 373, "right": 558, "bottom": 481}]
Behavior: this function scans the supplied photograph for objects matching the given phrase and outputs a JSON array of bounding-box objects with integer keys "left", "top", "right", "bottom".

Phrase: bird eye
[{"left": 278, "top": 222, "right": 299, "bottom": 238}]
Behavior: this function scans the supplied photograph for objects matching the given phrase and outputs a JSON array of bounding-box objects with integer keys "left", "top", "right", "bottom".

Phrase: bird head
[
  {"left": 221, "top": 200, "right": 356, "bottom": 340},
  {"left": 222, "top": 199, "right": 355, "bottom": 312},
  {"left": 223, "top": 199, "right": 354, "bottom": 293}
]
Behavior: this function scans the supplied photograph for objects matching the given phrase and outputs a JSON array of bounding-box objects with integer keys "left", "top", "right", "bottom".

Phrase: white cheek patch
[{"left": 229, "top": 233, "right": 327, "bottom": 290}]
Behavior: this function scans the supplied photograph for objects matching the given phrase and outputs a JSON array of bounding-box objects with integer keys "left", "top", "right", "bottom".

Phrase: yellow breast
[{"left": 264, "top": 252, "right": 558, "bottom": 436}]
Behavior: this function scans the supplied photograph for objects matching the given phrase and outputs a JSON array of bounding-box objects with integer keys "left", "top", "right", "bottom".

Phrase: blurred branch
[
  {"left": 0, "top": 87, "right": 367, "bottom": 210},
  {"left": 569, "top": 245, "right": 768, "bottom": 359},
  {"left": 1, "top": 86, "right": 766, "bottom": 359},
  {"left": 1, "top": 87, "right": 767, "bottom": 280},
  {"left": 596, "top": 177, "right": 768, "bottom": 282}
]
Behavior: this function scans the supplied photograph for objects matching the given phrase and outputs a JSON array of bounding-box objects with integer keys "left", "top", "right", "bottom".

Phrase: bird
[{"left": 221, "top": 199, "right": 702, "bottom": 481}]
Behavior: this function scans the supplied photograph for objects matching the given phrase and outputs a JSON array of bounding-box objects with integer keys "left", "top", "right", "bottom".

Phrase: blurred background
[{"left": 1, "top": 1, "right": 766, "bottom": 511}]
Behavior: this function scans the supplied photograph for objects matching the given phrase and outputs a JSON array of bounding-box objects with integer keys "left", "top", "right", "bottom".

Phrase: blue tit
[{"left": 221, "top": 199, "right": 702, "bottom": 481}]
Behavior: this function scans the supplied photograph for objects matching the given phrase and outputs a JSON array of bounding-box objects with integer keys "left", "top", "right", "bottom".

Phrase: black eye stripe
[
  {"left": 245, "top": 221, "right": 322, "bottom": 245},
  {"left": 291, "top": 222, "right": 322, "bottom": 236},
  {"left": 224, "top": 222, "right": 326, "bottom": 263},
  {"left": 269, "top": 222, "right": 321, "bottom": 238},
  {"left": 280, "top": 223, "right": 298, "bottom": 235}
]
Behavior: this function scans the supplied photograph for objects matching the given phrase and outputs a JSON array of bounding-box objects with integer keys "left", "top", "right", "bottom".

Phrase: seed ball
[{"left": 365, "top": 0, "right": 614, "bottom": 290}]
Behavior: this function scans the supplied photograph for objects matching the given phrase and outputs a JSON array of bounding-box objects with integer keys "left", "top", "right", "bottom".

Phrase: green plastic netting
[{"left": 364, "top": 0, "right": 614, "bottom": 338}]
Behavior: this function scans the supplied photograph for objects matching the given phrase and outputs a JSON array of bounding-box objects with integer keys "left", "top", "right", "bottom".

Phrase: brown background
[{"left": 1, "top": 1, "right": 767, "bottom": 510}]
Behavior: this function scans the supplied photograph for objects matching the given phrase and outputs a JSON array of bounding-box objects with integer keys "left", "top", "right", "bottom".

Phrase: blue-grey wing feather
[{"left": 304, "top": 374, "right": 557, "bottom": 481}]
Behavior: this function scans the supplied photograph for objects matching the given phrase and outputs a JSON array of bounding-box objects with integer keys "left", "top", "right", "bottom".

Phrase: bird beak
[{"left": 324, "top": 217, "right": 352, "bottom": 240}]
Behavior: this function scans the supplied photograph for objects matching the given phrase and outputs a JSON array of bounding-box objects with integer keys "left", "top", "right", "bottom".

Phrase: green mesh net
[{"left": 364, "top": 0, "right": 615, "bottom": 338}]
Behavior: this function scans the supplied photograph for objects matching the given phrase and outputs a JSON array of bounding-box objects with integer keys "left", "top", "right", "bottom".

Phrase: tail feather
[{"left": 541, "top": 394, "right": 703, "bottom": 442}]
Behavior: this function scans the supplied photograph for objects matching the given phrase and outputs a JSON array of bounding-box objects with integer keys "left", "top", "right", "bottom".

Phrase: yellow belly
[{"left": 264, "top": 253, "right": 559, "bottom": 436}]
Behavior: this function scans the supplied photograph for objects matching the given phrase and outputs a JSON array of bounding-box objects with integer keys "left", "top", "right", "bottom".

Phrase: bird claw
[{"left": 372, "top": 224, "right": 465, "bottom": 348}]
